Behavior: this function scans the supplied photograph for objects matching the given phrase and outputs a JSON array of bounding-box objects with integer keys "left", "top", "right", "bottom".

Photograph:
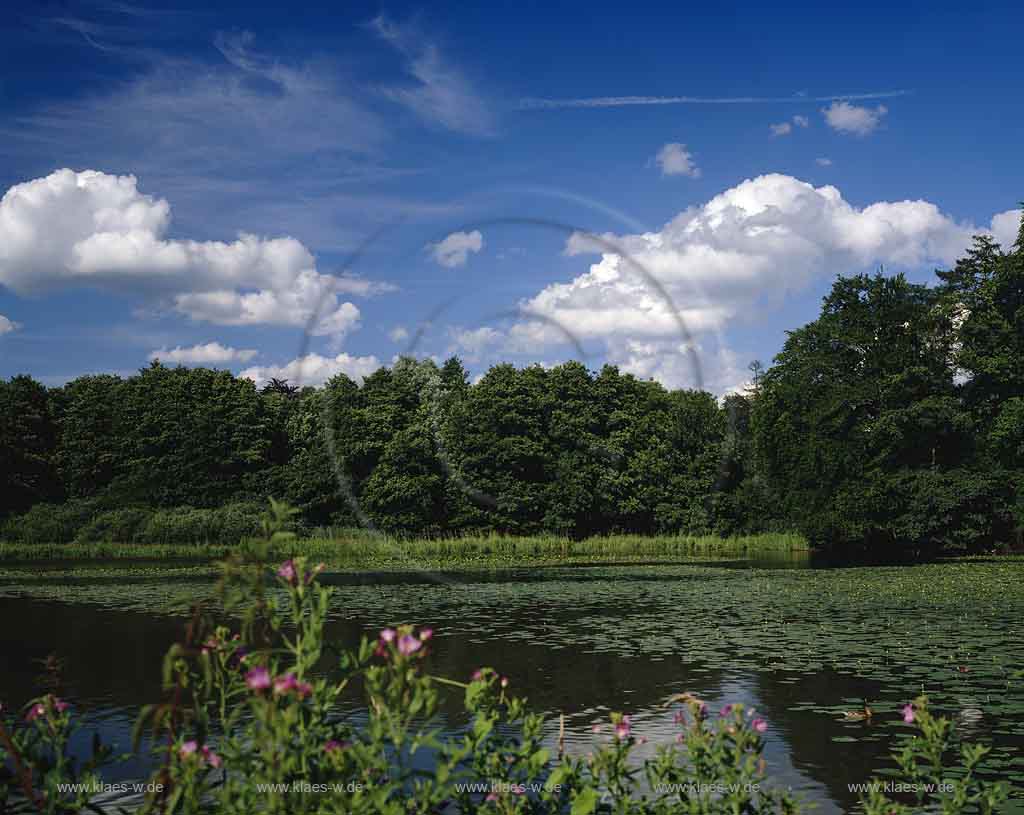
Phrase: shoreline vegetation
[
  {"left": 4, "top": 222, "right": 1024, "bottom": 560},
  {"left": 0, "top": 530, "right": 808, "bottom": 568},
  {"left": 0, "top": 512, "right": 1010, "bottom": 814}
]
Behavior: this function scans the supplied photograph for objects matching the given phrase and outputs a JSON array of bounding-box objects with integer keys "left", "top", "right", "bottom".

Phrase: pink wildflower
[
  {"left": 614, "top": 715, "right": 632, "bottom": 741},
  {"left": 25, "top": 704, "right": 45, "bottom": 723},
  {"left": 751, "top": 717, "right": 768, "bottom": 734},
  {"left": 379, "top": 628, "right": 397, "bottom": 644},
  {"left": 277, "top": 560, "right": 297, "bottom": 584},
  {"left": 901, "top": 703, "right": 915, "bottom": 724},
  {"left": 179, "top": 741, "right": 198, "bottom": 757},
  {"left": 201, "top": 746, "right": 222, "bottom": 768},
  {"left": 245, "top": 666, "right": 271, "bottom": 691},
  {"left": 273, "top": 673, "right": 312, "bottom": 698},
  {"left": 419, "top": 627, "right": 434, "bottom": 641},
  {"left": 397, "top": 634, "right": 422, "bottom": 656},
  {"left": 720, "top": 704, "right": 733, "bottom": 717}
]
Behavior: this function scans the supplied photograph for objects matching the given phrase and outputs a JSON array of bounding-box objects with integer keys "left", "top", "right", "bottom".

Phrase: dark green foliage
[
  {"left": 752, "top": 210, "right": 1024, "bottom": 554},
  {"left": 1, "top": 501, "right": 267, "bottom": 546},
  {"left": 50, "top": 374, "right": 125, "bottom": 499},
  {"left": 0, "top": 374, "right": 60, "bottom": 517},
  {"left": 441, "top": 361, "right": 725, "bottom": 537},
  {"left": 2, "top": 211, "right": 1023, "bottom": 555},
  {"left": 0, "top": 499, "right": 99, "bottom": 544},
  {"left": 116, "top": 363, "right": 274, "bottom": 507},
  {"left": 73, "top": 506, "right": 154, "bottom": 544},
  {"left": 752, "top": 272, "right": 1005, "bottom": 553},
  {"left": 137, "top": 503, "right": 265, "bottom": 546}
]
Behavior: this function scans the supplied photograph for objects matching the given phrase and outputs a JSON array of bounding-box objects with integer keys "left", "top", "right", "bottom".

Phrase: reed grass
[{"left": 0, "top": 530, "right": 807, "bottom": 567}]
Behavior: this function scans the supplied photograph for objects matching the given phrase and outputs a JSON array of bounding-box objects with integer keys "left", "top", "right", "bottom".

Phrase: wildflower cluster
[
  {"left": 178, "top": 740, "right": 222, "bottom": 768},
  {"left": 0, "top": 504, "right": 1013, "bottom": 814},
  {"left": 0, "top": 693, "right": 116, "bottom": 814},
  {"left": 860, "top": 696, "right": 1008, "bottom": 815}
]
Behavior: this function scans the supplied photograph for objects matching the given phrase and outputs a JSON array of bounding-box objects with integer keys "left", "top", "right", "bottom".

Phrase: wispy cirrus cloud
[
  {"left": 368, "top": 14, "right": 495, "bottom": 136},
  {"left": 32, "top": 1, "right": 200, "bottom": 62},
  {"left": 519, "top": 89, "right": 910, "bottom": 110},
  {"left": 0, "top": 315, "right": 20, "bottom": 336},
  {"left": 0, "top": 26, "right": 468, "bottom": 252}
]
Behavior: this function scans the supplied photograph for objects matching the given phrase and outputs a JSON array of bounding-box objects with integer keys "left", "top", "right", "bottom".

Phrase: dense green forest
[{"left": 3, "top": 216, "right": 1023, "bottom": 556}]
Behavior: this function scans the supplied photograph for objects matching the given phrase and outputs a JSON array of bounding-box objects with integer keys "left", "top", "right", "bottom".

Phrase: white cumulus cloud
[
  {"left": 991, "top": 209, "right": 1022, "bottom": 250},
  {"left": 654, "top": 143, "right": 700, "bottom": 177},
  {"left": 429, "top": 230, "right": 484, "bottom": 268},
  {"left": 148, "top": 342, "right": 258, "bottom": 365},
  {"left": 815, "top": 157, "right": 833, "bottom": 166},
  {"left": 240, "top": 352, "right": 382, "bottom": 388},
  {"left": 822, "top": 101, "right": 887, "bottom": 135},
  {"left": 513, "top": 173, "right": 1009, "bottom": 393},
  {"left": 770, "top": 115, "right": 808, "bottom": 137},
  {"left": 0, "top": 169, "right": 380, "bottom": 336},
  {"left": 0, "top": 314, "right": 20, "bottom": 335},
  {"left": 447, "top": 325, "right": 503, "bottom": 362}
]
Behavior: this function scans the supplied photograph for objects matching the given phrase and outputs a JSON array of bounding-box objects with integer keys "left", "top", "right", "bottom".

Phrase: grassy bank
[{"left": 0, "top": 531, "right": 807, "bottom": 569}]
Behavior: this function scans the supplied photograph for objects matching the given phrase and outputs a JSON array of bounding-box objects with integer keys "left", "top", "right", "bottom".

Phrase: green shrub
[
  {"left": 73, "top": 507, "right": 154, "bottom": 544},
  {"left": 138, "top": 503, "right": 264, "bottom": 546},
  {"left": 0, "top": 499, "right": 99, "bottom": 544},
  {"left": 0, "top": 502, "right": 270, "bottom": 547}
]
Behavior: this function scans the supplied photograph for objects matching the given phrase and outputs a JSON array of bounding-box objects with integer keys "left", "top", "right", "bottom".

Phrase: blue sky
[{"left": 1, "top": 0, "right": 1022, "bottom": 392}]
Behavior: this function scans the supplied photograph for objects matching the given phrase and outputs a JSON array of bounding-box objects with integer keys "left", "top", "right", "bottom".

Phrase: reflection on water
[{"left": 2, "top": 555, "right": 1023, "bottom": 813}]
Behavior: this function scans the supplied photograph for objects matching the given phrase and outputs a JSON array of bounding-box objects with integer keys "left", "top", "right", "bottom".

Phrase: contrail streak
[{"left": 519, "top": 90, "right": 910, "bottom": 110}]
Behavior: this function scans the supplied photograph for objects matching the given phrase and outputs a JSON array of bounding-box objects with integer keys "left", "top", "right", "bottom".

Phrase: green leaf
[{"left": 571, "top": 787, "right": 599, "bottom": 815}]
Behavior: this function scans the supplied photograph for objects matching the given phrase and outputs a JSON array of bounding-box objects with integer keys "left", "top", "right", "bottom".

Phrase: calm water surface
[{"left": 2, "top": 555, "right": 1023, "bottom": 813}]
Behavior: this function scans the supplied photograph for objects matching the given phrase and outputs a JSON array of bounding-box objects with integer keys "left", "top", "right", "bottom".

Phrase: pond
[{"left": 2, "top": 556, "right": 1023, "bottom": 813}]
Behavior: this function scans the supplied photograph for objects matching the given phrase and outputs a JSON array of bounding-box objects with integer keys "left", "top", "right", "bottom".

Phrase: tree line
[{"left": 2, "top": 213, "right": 1022, "bottom": 555}]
